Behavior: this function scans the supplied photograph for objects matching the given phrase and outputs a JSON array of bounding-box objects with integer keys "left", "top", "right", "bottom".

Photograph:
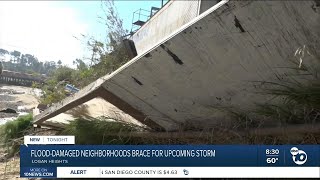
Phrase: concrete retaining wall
[
  {"left": 104, "top": 0, "right": 320, "bottom": 130},
  {"left": 34, "top": 1, "right": 320, "bottom": 131}
]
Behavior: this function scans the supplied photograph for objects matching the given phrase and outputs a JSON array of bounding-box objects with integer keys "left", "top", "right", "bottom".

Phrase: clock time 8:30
[{"left": 266, "top": 149, "right": 279, "bottom": 155}]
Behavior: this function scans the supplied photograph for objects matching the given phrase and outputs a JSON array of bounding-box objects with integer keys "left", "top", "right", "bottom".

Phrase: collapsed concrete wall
[
  {"left": 34, "top": 1, "right": 320, "bottom": 131},
  {"left": 102, "top": 0, "right": 320, "bottom": 130}
]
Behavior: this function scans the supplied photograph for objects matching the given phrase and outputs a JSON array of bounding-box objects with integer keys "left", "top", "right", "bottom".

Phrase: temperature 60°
[{"left": 266, "top": 157, "right": 279, "bottom": 164}]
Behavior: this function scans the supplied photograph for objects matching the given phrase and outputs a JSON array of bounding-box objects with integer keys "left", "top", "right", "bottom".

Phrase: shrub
[
  {"left": 0, "top": 114, "right": 33, "bottom": 156},
  {"left": 60, "top": 118, "right": 143, "bottom": 145},
  {"left": 255, "top": 57, "right": 320, "bottom": 125}
]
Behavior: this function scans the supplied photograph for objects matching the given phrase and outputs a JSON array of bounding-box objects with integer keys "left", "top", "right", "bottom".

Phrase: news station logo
[
  {"left": 183, "top": 169, "right": 189, "bottom": 175},
  {"left": 290, "top": 147, "right": 307, "bottom": 165}
]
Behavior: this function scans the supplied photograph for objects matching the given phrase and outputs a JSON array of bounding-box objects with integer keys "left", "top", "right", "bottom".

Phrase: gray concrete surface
[
  {"left": 130, "top": 0, "right": 201, "bottom": 55},
  {"left": 34, "top": 0, "right": 320, "bottom": 131}
]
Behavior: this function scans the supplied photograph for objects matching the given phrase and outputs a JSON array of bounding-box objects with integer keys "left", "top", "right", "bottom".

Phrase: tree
[
  {"left": 10, "top": 50, "right": 21, "bottom": 63},
  {"left": 100, "top": 0, "right": 128, "bottom": 45},
  {"left": 0, "top": 48, "right": 9, "bottom": 55},
  {"left": 0, "top": 48, "right": 56, "bottom": 75},
  {"left": 57, "top": 60, "right": 62, "bottom": 66},
  {"left": 73, "top": 59, "right": 87, "bottom": 71},
  {"left": 25, "top": 54, "right": 36, "bottom": 66},
  {"left": 53, "top": 66, "right": 74, "bottom": 82},
  {"left": 87, "top": 39, "right": 105, "bottom": 65},
  {"left": 37, "top": 0, "right": 133, "bottom": 105},
  {"left": 20, "top": 54, "right": 28, "bottom": 67},
  {"left": 88, "top": 0, "right": 130, "bottom": 76}
]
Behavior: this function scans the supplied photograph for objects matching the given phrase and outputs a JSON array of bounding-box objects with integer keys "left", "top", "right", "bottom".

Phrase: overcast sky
[{"left": 0, "top": 1, "right": 164, "bottom": 66}]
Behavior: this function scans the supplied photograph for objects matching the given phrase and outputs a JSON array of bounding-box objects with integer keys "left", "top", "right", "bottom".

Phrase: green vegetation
[
  {"left": 37, "top": 66, "right": 75, "bottom": 104},
  {"left": 0, "top": 49, "right": 56, "bottom": 75},
  {"left": 1, "top": 114, "right": 33, "bottom": 143},
  {"left": 213, "top": 55, "right": 320, "bottom": 130},
  {"left": 0, "top": 114, "right": 33, "bottom": 157},
  {"left": 34, "top": 0, "right": 130, "bottom": 105},
  {"left": 253, "top": 57, "right": 320, "bottom": 125},
  {"left": 0, "top": 1, "right": 137, "bottom": 157},
  {"left": 60, "top": 118, "right": 143, "bottom": 145}
]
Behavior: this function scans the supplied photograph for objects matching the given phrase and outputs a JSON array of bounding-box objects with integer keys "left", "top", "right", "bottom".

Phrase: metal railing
[
  {"left": 130, "top": 8, "right": 152, "bottom": 33},
  {"left": 129, "top": 0, "right": 171, "bottom": 35}
]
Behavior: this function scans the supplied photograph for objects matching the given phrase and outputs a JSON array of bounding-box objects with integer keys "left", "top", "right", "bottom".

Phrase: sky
[{"left": 0, "top": 0, "right": 165, "bottom": 67}]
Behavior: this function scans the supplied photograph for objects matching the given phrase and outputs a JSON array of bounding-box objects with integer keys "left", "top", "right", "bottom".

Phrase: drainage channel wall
[
  {"left": 103, "top": 0, "right": 320, "bottom": 130},
  {"left": 34, "top": 1, "right": 320, "bottom": 131}
]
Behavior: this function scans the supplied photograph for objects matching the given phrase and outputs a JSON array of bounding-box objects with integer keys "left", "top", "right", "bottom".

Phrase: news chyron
[{"left": 20, "top": 136, "right": 320, "bottom": 178}]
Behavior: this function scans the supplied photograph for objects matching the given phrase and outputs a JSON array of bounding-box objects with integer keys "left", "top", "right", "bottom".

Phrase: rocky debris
[
  {"left": 37, "top": 104, "right": 48, "bottom": 111},
  {"left": 0, "top": 93, "right": 18, "bottom": 119},
  {"left": 0, "top": 88, "right": 22, "bottom": 94},
  {"left": 0, "top": 85, "right": 39, "bottom": 125},
  {"left": 11, "top": 91, "right": 25, "bottom": 95},
  {"left": 0, "top": 94, "right": 15, "bottom": 102},
  {"left": 17, "top": 106, "right": 27, "bottom": 112},
  {"left": 0, "top": 108, "right": 17, "bottom": 114},
  {"left": 0, "top": 117, "right": 16, "bottom": 125},
  {"left": 0, "top": 153, "right": 9, "bottom": 163}
]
